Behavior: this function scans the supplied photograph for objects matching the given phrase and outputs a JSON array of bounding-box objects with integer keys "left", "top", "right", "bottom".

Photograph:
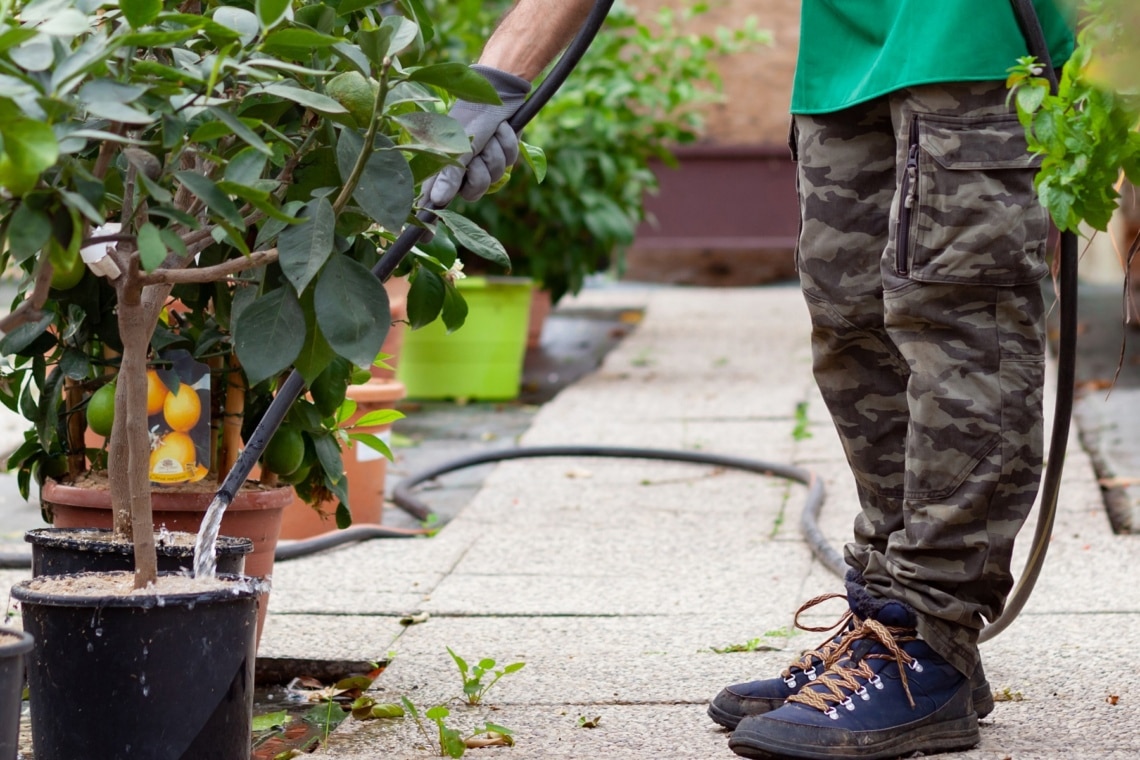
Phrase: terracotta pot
[
  {"left": 373, "top": 276, "right": 410, "bottom": 381},
  {"left": 528, "top": 286, "right": 552, "bottom": 349},
  {"left": 40, "top": 478, "right": 291, "bottom": 647},
  {"left": 280, "top": 379, "right": 406, "bottom": 540}
]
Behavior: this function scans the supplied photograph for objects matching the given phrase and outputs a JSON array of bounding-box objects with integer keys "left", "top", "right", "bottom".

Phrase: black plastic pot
[
  {"left": 12, "top": 571, "right": 261, "bottom": 760},
  {"left": 25, "top": 527, "right": 252, "bottom": 576},
  {"left": 0, "top": 626, "right": 33, "bottom": 760}
]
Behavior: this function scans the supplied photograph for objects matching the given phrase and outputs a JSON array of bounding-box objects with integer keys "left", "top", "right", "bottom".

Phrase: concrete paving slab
[
  {"left": 316, "top": 703, "right": 735, "bottom": 760},
  {"left": 372, "top": 614, "right": 804, "bottom": 707},
  {"left": 258, "top": 613, "right": 409, "bottom": 660}
]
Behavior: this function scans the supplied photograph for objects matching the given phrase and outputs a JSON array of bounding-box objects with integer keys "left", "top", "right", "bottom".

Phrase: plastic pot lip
[
  {"left": 24, "top": 527, "right": 253, "bottom": 557},
  {"left": 0, "top": 626, "right": 34, "bottom": 657},
  {"left": 11, "top": 571, "right": 266, "bottom": 610}
]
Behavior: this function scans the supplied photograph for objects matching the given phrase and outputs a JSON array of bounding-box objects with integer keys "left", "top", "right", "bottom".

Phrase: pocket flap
[{"left": 918, "top": 116, "right": 1043, "bottom": 171}]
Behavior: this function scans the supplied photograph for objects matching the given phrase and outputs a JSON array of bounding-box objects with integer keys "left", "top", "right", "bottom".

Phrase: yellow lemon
[
  {"left": 146, "top": 370, "right": 169, "bottom": 416},
  {"left": 150, "top": 431, "right": 197, "bottom": 473},
  {"left": 163, "top": 385, "right": 201, "bottom": 433}
]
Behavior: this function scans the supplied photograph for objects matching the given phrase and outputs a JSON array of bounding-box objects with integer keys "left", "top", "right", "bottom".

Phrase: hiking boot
[
  {"left": 708, "top": 593, "right": 856, "bottom": 730},
  {"left": 728, "top": 612, "right": 980, "bottom": 760},
  {"left": 709, "top": 592, "right": 995, "bottom": 731}
]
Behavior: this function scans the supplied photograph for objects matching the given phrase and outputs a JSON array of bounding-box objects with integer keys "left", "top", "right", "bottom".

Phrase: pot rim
[
  {"left": 24, "top": 527, "right": 253, "bottom": 557},
  {"left": 11, "top": 571, "right": 266, "bottom": 609},
  {"left": 0, "top": 626, "right": 34, "bottom": 657}
]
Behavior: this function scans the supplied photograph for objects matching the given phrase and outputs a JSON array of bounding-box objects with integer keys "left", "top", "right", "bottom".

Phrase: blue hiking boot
[
  {"left": 709, "top": 591, "right": 993, "bottom": 731},
  {"left": 709, "top": 593, "right": 856, "bottom": 730},
  {"left": 728, "top": 615, "right": 980, "bottom": 760}
]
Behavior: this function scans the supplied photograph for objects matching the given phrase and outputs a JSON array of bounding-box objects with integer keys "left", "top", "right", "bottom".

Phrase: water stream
[{"left": 192, "top": 495, "right": 226, "bottom": 578}]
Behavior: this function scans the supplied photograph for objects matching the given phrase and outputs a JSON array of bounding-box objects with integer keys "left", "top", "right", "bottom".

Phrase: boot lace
[
  {"left": 786, "top": 618, "right": 921, "bottom": 719},
  {"left": 779, "top": 593, "right": 858, "bottom": 685}
]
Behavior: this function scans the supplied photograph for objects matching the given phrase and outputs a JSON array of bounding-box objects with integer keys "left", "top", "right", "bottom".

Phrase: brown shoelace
[
  {"left": 786, "top": 619, "right": 921, "bottom": 718},
  {"left": 779, "top": 593, "right": 859, "bottom": 684}
]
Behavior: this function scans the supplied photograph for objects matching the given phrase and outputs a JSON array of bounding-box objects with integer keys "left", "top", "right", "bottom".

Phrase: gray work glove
[{"left": 423, "top": 64, "right": 531, "bottom": 206}]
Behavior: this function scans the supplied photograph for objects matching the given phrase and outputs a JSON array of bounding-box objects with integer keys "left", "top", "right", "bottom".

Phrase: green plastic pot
[{"left": 398, "top": 276, "right": 533, "bottom": 401}]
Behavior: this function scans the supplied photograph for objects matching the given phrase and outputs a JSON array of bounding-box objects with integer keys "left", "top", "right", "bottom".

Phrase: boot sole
[
  {"left": 711, "top": 682, "right": 991, "bottom": 731},
  {"left": 708, "top": 701, "right": 742, "bottom": 730},
  {"left": 728, "top": 715, "right": 980, "bottom": 760}
]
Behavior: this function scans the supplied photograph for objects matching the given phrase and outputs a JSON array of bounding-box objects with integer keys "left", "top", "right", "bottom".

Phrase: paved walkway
[{"left": 251, "top": 284, "right": 1140, "bottom": 759}]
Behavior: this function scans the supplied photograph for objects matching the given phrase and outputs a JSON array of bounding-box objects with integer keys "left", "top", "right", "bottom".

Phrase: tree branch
[
  {"left": 0, "top": 257, "right": 55, "bottom": 335},
  {"left": 138, "top": 248, "right": 279, "bottom": 285}
]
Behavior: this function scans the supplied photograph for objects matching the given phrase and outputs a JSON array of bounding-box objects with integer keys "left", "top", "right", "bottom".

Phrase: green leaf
[
  {"left": 120, "top": 0, "right": 162, "bottom": 29},
  {"left": 207, "top": 108, "right": 272, "bottom": 155},
  {"left": 353, "top": 409, "right": 404, "bottom": 428},
  {"left": 425, "top": 705, "right": 450, "bottom": 721},
  {"left": 210, "top": 7, "right": 259, "bottom": 45},
  {"left": 251, "top": 710, "right": 288, "bottom": 731},
  {"left": 175, "top": 171, "right": 245, "bottom": 227},
  {"left": 441, "top": 727, "right": 465, "bottom": 759},
  {"left": 521, "top": 142, "right": 547, "bottom": 183},
  {"left": 0, "top": 119, "right": 59, "bottom": 194},
  {"left": 349, "top": 432, "right": 394, "bottom": 462},
  {"left": 380, "top": 15, "right": 419, "bottom": 56},
  {"left": 392, "top": 112, "right": 470, "bottom": 154},
  {"left": 335, "top": 130, "right": 414, "bottom": 232},
  {"left": 434, "top": 209, "right": 509, "bottom": 270},
  {"left": 370, "top": 703, "right": 405, "bottom": 719},
  {"left": 261, "top": 28, "right": 342, "bottom": 55},
  {"left": 357, "top": 26, "right": 394, "bottom": 67},
  {"left": 440, "top": 281, "right": 468, "bottom": 333},
  {"left": 232, "top": 287, "right": 306, "bottom": 385},
  {"left": 406, "top": 268, "right": 444, "bottom": 329},
  {"left": 0, "top": 313, "right": 54, "bottom": 356},
  {"left": 279, "top": 197, "right": 335, "bottom": 294},
  {"left": 293, "top": 319, "right": 337, "bottom": 386},
  {"left": 261, "top": 82, "right": 347, "bottom": 114},
  {"left": 7, "top": 203, "right": 52, "bottom": 263},
  {"left": 136, "top": 223, "right": 167, "bottom": 272},
  {"left": 502, "top": 662, "right": 525, "bottom": 674},
  {"left": 256, "top": 0, "right": 290, "bottom": 31},
  {"left": 314, "top": 254, "right": 390, "bottom": 367},
  {"left": 312, "top": 433, "right": 343, "bottom": 484},
  {"left": 396, "top": 0, "right": 433, "bottom": 44},
  {"left": 407, "top": 62, "right": 502, "bottom": 104},
  {"left": 224, "top": 148, "right": 269, "bottom": 186}
]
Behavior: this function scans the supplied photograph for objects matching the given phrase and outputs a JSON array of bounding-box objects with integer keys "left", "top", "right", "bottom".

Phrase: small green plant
[
  {"left": 792, "top": 401, "right": 812, "bottom": 442},
  {"left": 401, "top": 698, "right": 514, "bottom": 758},
  {"left": 710, "top": 637, "right": 778, "bottom": 655},
  {"left": 446, "top": 646, "right": 525, "bottom": 706}
]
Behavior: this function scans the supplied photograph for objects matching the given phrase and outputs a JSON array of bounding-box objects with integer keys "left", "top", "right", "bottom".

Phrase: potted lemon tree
[{"left": 0, "top": 0, "right": 507, "bottom": 755}]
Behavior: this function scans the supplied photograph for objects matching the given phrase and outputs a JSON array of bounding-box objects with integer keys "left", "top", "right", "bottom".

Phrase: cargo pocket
[{"left": 900, "top": 114, "right": 1048, "bottom": 286}]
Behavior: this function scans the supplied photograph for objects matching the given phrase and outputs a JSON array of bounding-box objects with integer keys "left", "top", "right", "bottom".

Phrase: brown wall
[
  {"left": 633, "top": 0, "right": 801, "bottom": 147},
  {"left": 625, "top": 0, "right": 802, "bottom": 285}
]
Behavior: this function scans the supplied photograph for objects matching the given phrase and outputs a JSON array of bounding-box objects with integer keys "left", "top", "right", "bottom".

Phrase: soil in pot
[
  {"left": 25, "top": 527, "right": 252, "bottom": 576},
  {"left": 13, "top": 572, "right": 261, "bottom": 760}
]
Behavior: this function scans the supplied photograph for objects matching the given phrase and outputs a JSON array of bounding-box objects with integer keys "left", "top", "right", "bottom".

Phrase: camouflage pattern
[{"left": 793, "top": 81, "right": 1047, "bottom": 677}]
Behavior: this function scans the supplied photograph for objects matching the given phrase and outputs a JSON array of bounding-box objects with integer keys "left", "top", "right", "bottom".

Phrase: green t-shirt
[{"left": 791, "top": 0, "right": 1074, "bottom": 114}]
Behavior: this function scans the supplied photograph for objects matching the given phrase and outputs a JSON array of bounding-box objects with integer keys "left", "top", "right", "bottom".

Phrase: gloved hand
[{"left": 423, "top": 64, "right": 531, "bottom": 207}]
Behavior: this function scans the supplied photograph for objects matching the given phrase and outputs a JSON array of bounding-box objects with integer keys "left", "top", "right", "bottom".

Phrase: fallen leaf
[{"left": 1107, "top": 694, "right": 1120, "bottom": 705}]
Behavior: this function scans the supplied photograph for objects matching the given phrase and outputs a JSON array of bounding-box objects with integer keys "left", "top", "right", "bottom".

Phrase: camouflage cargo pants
[{"left": 793, "top": 81, "right": 1048, "bottom": 676}]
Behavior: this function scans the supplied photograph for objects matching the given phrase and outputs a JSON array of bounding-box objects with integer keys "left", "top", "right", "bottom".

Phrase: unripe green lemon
[
  {"left": 263, "top": 426, "right": 305, "bottom": 477},
  {"left": 87, "top": 383, "right": 117, "bottom": 438},
  {"left": 326, "top": 72, "right": 380, "bottom": 128},
  {"left": 50, "top": 246, "right": 86, "bottom": 290}
]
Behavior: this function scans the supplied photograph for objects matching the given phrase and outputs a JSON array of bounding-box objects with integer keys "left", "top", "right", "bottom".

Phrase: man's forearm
[{"left": 478, "top": 0, "right": 596, "bottom": 81}]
